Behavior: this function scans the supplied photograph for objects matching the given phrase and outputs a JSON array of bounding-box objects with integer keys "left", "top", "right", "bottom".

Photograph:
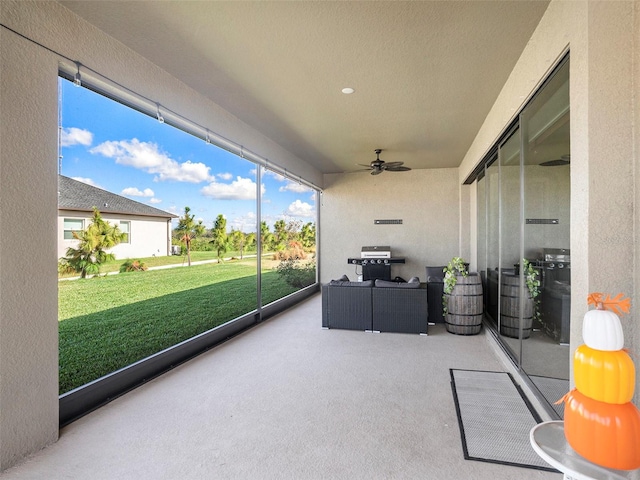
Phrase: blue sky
[{"left": 59, "top": 78, "right": 316, "bottom": 233}]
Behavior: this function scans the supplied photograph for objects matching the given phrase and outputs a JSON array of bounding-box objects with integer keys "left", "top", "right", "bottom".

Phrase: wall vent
[
  {"left": 374, "top": 219, "right": 402, "bottom": 225},
  {"left": 526, "top": 218, "right": 559, "bottom": 224}
]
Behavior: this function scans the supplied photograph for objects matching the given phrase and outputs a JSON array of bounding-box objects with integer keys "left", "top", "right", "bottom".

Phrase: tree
[
  {"left": 300, "top": 222, "right": 316, "bottom": 249},
  {"left": 260, "top": 221, "right": 273, "bottom": 254},
  {"left": 272, "top": 219, "right": 287, "bottom": 251},
  {"left": 285, "top": 219, "right": 302, "bottom": 243},
  {"left": 59, "top": 207, "right": 126, "bottom": 278},
  {"left": 245, "top": 232, "right": 257, "bottom": 253},
  {"left": 229, "top": 228, "right": 246, "bottom": 259},
  {"left": 175, "top": 206, "right": 205, "bottom": 266},
  {"left": 210, "top": 214, "right": 228, "bottom": 263}
]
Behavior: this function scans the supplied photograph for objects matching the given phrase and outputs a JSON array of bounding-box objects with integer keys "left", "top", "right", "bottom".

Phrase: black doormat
[
  {"left": 450, "top": 369, "right": 559, "bottom": 472},
  {"left": 529, "top": 375, "right": 569, "bottom": 419}
]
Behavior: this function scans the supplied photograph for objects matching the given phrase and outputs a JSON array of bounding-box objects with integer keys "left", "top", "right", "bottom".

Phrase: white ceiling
[{"left": 59, "top": 1, "right": 550, "bottom": 174}]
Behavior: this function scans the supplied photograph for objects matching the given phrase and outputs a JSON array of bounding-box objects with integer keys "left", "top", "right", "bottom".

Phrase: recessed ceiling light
[{"left": 341, "top": 87, "right": 355, "bottom": 94}]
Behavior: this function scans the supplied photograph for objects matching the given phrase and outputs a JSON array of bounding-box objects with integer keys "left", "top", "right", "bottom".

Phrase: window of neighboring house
[
  {"left": 63, "top": 218, "right": 84, "bottom": 239},
  {"left": 119, "top": 221, "right": 130, "bottom": 243}
]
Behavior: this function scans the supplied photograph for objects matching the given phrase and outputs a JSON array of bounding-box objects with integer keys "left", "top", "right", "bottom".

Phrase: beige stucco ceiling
[{"left": 59, "top": 0, "right": 550, "bottom": 174}]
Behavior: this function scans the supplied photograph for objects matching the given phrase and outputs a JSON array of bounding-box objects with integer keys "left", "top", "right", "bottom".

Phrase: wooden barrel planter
[
  {"left": 500, "top": 274, "right": 533, "bottom": 339},
  {"left": 444, "top": 273, "right": 483, "bottom": 335}
]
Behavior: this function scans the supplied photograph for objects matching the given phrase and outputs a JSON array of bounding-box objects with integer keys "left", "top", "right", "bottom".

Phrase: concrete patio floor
[{"left": 1, "top": 294, "right": 560, "bottom": 479}]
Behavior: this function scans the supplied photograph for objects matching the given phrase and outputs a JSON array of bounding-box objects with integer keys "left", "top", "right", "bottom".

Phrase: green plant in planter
[
  {"left": 442, "top": 257, "right": 468, "bottom": 314},
  {"left": 522, "top": 258, "right": 541, "bottom": 322}
]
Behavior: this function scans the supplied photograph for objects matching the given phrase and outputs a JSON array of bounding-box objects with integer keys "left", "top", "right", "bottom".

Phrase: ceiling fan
[
  {"left": 356, "top": 149, "right": 411, "bottom": 175},
  {"left": 540, "top": 154, "right": 570, "bottom": 167}
]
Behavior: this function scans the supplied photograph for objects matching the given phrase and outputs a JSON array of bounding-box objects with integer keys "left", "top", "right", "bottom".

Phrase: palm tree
[
  {"left": 59, "top": 207, "right": 126, "bottom": 278},
  {"left": 175, "top": 206, "right": 205, "bottom": 266}
]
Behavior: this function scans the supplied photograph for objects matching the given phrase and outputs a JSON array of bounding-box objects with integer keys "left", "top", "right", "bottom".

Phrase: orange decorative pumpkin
[
  {"left": 562, "top": 389, "right": 640, "bottom": 470},
  {"left": 574, "top": 344, "right": 635, "bottom": 404}
]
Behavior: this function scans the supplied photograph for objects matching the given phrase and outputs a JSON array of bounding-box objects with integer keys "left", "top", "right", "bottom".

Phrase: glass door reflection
[
  {"left": 498, "top": 128, "right": 523, "bottom": 363},
  {"left": 474, "top": 57, "right": 570, "bottom": 418},
  {"left": 520, "top": 60, "right": 571, "bottom": 416},
  {"left": 485, "top": 156, "right": 500, "bottom": 329}
]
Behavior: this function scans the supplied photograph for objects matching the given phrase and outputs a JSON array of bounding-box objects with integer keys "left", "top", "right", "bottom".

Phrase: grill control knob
[
  {"left": 384, "top": 259, "right": 389, "bottom": 264},
  {"left": 351, "top": 259, "right": 357, "bottom": 264},
  {"left": 558, "top": 263, "right": 564, "bottom": 268},
  {"left": 362, "top": 259, "right": 368, "bottom": 265},
  {"left": 377, "top": 259, "right": 382, "bottom": 264}
]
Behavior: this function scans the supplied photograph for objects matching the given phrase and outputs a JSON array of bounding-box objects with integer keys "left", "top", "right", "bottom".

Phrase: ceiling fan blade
[
  {"left": 357, "top": 163, "right": 372, "bottom": 168},
  {"left": 386, "top": 166, "right": 411, "bottom": 172},
  {"left": 539, "top": 159, "right": 569, "bottom": 167},
  {"left": 382, "top": 161, "right": 404, "bottom": 168}
]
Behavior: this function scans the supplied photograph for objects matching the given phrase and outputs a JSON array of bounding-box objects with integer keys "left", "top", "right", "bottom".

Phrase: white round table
[{"left": 530, "top": 421, "right": 640, "bottom": 480}]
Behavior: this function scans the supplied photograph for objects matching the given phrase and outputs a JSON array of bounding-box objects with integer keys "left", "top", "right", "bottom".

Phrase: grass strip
[
  {"left": 59, "top": 261, "right": 297, "bottom": 393},
  {"left": 58, "top": 250, "right": 258, "bottom": 278}
]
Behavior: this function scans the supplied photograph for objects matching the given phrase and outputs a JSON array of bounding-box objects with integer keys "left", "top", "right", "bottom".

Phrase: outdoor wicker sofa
[
  {"left": 321, "top": 276, "right": 428, "bottom": 334},
  {"left": 425, "top": 266, "right": 446, "bottom": 324}
]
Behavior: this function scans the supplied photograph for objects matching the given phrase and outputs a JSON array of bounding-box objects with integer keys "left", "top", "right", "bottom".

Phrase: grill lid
[{"left": 543, "top": 248, "right": 570, "bottom": 263}]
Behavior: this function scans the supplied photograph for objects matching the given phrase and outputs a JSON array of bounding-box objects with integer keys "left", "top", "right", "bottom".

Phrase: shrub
[
  {"left": 58, "top": 259, "right": 77, "bottom": 276},
  {"left": 119, "top": 259, "right": 148, "bottom": 273},
  {"left": 276, "top": 258, "right": 316, "bottom": 288},
  {"left": 273, "top": 241, "right": 307, "bottom": 261}
]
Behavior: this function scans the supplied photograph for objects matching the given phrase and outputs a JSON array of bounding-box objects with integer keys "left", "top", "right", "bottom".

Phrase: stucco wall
[
  {"left": 459, "top": 0, "right": 639, "bottom": 396},
  {"left": 0, "top": 0, "right": 321, "bottom": 469},
  {"left": 320, "top": 169, "right": 461, "bottom": 283},
  {"left": 635, "top": 0, "right": 640, "bottom": 403},
  {"left": 0, "top": 12, "right": 60, "bottom": 469}
]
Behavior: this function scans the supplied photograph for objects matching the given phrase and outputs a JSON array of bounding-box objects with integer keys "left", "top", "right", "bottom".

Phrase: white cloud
[
  {"left": 286, "top": 200, "right": 315, "bottom": 218},
  {"left": 72, "top": 177, "right": 102, "bottom": 188},
  {"left": 61, "top": 127, "right": 93, "bottom": 147},
  {"left": 217, "top": 172, "right": 233, "bottom": 181},
  {"left": 263, "top": 170, "right": 286, "bottom": 181},
  {"left": 279, "top": 181, "right": 312, "bottom": 193},
  {"left": 201, "top": 176, "right": 265, "bottom": 200},
  {"left": 228, "top": 212, "right": 257, "bottom": 232},
  {"left": 90, "top": 138, "right": 213, "bottom": 183},
  {"left": 148, "top": 198, "right": 162, "bottom": 204},
  {"left": 121, "top": 187, "right": 155, "bottom": 197}
]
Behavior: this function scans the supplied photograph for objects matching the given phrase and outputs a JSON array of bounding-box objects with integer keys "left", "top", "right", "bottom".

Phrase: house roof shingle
[{"left": 58, "top": 175, "right": 178, "bottom": 219}]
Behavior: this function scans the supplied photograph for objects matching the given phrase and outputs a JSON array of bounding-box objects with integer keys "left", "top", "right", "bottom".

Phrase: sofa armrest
[
  {"left": 321, "top": 284, "right": 373, "bottom": 331},
  {"left": 372, "top": 284, "right": 428, "bottom": 334},
  {"left": 426, "top": 279, "right": 445, "bottom": 324}
]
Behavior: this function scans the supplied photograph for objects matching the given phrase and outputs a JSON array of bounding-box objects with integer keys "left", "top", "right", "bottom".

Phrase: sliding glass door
[
  {"left": 498, "top": 128, "right": 523, "bottom": 364},
  {"left": 476, "top": 57, "right": 570, "bottom": 416},
  {"left": 520, "top": 60, "right": 571, "bottom": 396}
]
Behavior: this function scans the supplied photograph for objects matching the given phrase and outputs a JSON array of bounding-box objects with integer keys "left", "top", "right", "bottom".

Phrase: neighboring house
[{"left": 58, "top": 175, "right": 177, "bottom": 260}]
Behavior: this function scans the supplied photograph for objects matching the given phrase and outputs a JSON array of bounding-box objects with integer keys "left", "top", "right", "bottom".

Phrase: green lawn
[{"left": 59, "top": 259, "right": 300, "bottom": 394}]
